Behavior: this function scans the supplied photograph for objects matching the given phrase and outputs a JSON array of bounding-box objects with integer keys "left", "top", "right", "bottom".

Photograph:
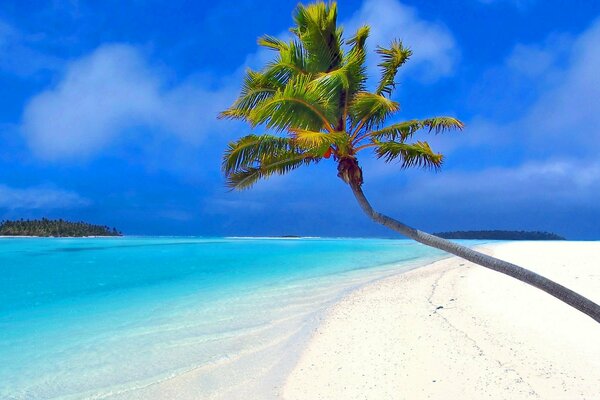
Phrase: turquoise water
[{"left": 0, "top": 237, "right": 448, "bottom": 399}]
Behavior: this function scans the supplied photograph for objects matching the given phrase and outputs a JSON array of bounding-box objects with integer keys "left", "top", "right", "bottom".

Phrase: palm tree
[{"left": 220, "top": 2, "right": 600, "bottom": 323}]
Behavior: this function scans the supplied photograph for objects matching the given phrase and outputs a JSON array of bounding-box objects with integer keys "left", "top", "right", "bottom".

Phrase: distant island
[
  {"left": 0, "top": 219, "right": 122, "bottom": 237},
  {"left": 434, "top": 230, "right": 566, "bottom": 240}
]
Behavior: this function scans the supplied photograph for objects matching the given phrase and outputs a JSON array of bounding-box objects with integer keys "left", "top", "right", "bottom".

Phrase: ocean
[{"left": 0, "top": 237, "right": 450, "bottom": 399}]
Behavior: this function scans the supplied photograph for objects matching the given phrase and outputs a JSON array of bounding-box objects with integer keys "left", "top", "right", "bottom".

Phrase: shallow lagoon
[{"left": 0, "top": 237, "right": 451, "bottom": 399}]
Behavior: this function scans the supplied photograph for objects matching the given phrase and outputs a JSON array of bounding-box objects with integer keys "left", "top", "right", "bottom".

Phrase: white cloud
[
  {"left": 505, "top": 35, "right": 571, "bottom": 79},
  {"left": 355, "top": 158, "right": 600, "bottom": 239},
  {"left": 344, "top": 0, "right": 458, "bottom": 82},
  {"left": 520, "top": 20, "right": 600, "bottom": 153},
  {"left": 0, "top": 184, "right": 90, "bottom": 210},
  {"left": 361, "top": 158, "right": 600, "bottom": 236},
  {"left": 404, "top": 160, "right": 600, "bottom": 204},
  {"left": 459, "top": 17, "right": 600, "bottom": 160},
  {"left": 22, "top": 44, "right": 235, "bottom": 160}
]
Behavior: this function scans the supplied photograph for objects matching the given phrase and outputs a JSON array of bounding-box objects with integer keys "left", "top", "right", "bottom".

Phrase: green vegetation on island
[
  {"left": 0, "top": 219, "right": 122, "bottom": 237},
  {"left": 434, "top": 230, "right": 566, "bottom": 240}
]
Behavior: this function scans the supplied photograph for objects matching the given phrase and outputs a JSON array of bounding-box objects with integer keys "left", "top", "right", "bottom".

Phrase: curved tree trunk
[{"left": 349, "top": 182, "right": 600, "bottom": 324}]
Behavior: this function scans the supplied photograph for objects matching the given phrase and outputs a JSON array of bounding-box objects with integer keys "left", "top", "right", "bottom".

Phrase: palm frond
[
  {"left": 262, "top": 40, "right": 308, "bottom": 85},
  {"left": 222, "top": 134, "right": 298, "bottom": 174},
  {"left": 219, "top": 70, "right": 281, "bottom": 121},
  {"left": 375, "top": 140, "right": 443, "bottom": 169},
  {"left": 292, "top": 2, "right": 343, "bottom": 73},
  {"left": 421, "top": 116, "right": 464, "bottom": 133},
  {"left": 376, "top": 40, "right": 412, "bottom": 97},
  {"left": 226, "top": 155, "right": 315, "bottom": 190},
  {"left": 367, "top": 117, "right": 464, "bottom": 142},
  {"left": 290, "top": 129, "right": 348, "bottom": 152},
  {"left": 349, "top": 92, "right": 400, "bottom": 133},
  {"left": 258, "top": 35, "right": 288, "bottom": 51},
  {"left": 307, "top": 25, "right": 371, "bottom": 121},
  {"left": 223, "top": 134, "right": 317, "bottom": 189},
  {"left": 346, "top": 25, "right": 370, "bottom": 49},
  {"left": 310, "top": 66, "right": 351, "bottom": 105},
  {"left": 344, "top": 25, "right": 369, "bottom": 98},
  {"left": 248, "top": 74, "right": 336, "bottom": 132}
]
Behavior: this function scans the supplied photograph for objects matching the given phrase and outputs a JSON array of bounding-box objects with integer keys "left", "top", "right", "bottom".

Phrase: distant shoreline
[
  {"left": 434, "top": 230, "right": 565, "bottom": 240},
  {"left": 0, "top": 219, "right": 121, "bottom": 237},
  {"left": 0, "top": 235, "right": 119, "bottom": 238}
]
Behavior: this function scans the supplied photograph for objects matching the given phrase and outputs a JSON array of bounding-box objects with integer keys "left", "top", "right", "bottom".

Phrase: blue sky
[{"left": 1, "top": 0, "right": 599, "bottom": 239}]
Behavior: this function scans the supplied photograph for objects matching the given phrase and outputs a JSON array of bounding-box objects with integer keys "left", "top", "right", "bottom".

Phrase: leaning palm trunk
[
  {"left": 221, "top": 2, "right": 600, "bottom": 324},
  {"left": 349, "top": 182, "right": 600, "bottom": 324}
]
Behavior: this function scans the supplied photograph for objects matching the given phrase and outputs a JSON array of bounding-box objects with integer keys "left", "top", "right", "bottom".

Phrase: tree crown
[{"left": 221, "top": 1, "right": 463, "bottom": 189}]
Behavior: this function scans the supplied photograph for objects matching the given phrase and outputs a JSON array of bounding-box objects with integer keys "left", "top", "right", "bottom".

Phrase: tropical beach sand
[{"left": 283, "top": 241, "right": 600, "bottom": 399}]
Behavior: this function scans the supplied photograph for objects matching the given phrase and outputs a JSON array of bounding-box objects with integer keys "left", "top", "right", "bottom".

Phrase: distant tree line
[
  {"left": 434, "top": 230, "right": 566, "bottom": 240},
  {"left": 0, "top": 218, "right": 122, "bottom": 237}
]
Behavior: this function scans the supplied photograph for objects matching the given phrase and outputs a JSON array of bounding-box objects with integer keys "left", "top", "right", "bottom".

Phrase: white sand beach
[{"left": 283, "top": 241, "right": 600, "bottom": 399}]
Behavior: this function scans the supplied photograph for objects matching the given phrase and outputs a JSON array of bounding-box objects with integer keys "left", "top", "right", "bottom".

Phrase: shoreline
[
  {"left": 98, "top": 251, "right": 450, "bottom": 400},
  {"left": 0, "top": 235, "right": 122, "bottom": 238},
  {"left": 282, "top": 241, "right": 600, "bottom": 399}
]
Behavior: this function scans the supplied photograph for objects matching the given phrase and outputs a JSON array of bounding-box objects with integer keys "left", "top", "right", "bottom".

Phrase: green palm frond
[
  {"left": 258, "top": 35, "right": 288, "bottom": 51},
  {"left": 314, "top": 67, "right": 350, "bottom": 91},
  {"left": 346, "top": 25, "right": 369, "bottom": 50},
  {"left": 349, "top": 92, "right": 400, "bottom": 132},
  {"left": 422, "top": 117, "right": 465, "bottom": 133},
  {"left": 376, "top": 40, "right": 412, "bottom": 97},
  {"left": 223, "top": 134, "right": 318, "bottom": 189},
  {"left": 248, "top": 74, "right": 336, "bottom": 132},
  {"left": 262, "top": 40, "right": 308, "bottom": 85},
  {"left": 226, "top": 155, "right": 315, "bottom": 190},
  {"left": 309, "top": 66, "right": 351, "bottom": 107},
  {"left": 367, "top": 117, "right": 464, "bottom": 142},
  {"left": 344, "top": 25, "right": 369, "bottom": 98},
  {"left": 222, "top": 134, "right": 299, "bottom": 174},
  {"left": 292, "top": 2, "right": 343, "bottom": 73},
  {"left": 290, "top": 129, "right": 348, "bottom": 152},
  {"left": 219, "top": 70, "right": 282, "bottom": 121},
  {"left": 375, "top": 140, "right": 443, "bottom": 169}
]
